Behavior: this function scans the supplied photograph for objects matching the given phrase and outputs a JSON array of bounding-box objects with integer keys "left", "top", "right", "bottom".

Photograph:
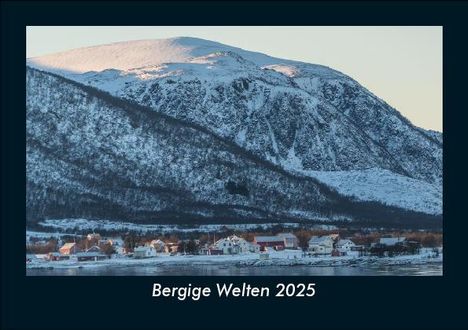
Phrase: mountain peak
[
  {"left": 27, "top": 37, "right": 263, "bottom": 73},
  {"left": 27, "top": 37, "right": 340, "bottom": 78},
  {"left": 167, "top": 36, "right": 225, "bottom": 47}
]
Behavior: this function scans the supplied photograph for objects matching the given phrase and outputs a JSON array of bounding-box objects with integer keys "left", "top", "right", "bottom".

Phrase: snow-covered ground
[
  {"left": 303, "top": 168, "right": 442, "bottom": 215},
  {"left": 36, "top": 219, "right": 300, "bottom": 234},
  {"left": 26, "top": 248, "right": 442, "bottom": 270}
]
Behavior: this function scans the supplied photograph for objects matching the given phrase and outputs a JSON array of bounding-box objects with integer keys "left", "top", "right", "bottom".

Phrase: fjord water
[{"left": 27, "top": 263, "right": 442, "bottom": 276}]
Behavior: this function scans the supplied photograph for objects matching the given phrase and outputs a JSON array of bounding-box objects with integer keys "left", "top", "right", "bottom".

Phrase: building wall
[
  {"left": 283, "top": 238, "right": 298, "bottom": 248},
  {"left": 309, "top": 245, "right": 333, "bottom": 254},
  {"left": 256, "top": 241, "right": 285, "bottom": 248}
]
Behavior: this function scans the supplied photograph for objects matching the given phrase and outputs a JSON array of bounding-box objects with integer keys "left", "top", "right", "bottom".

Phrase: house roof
[
  {"left": 214, "top": 238, "right": 230, "bottom": 244},
  {"left": 215, "top": 236, "right": 248, "bottom": 246},
  {"left": 255, "top": 236, "right": 284, "bottom": 243},
  {"left": 228, "top": 236, "right": 248, "bottom": 244},
  {"left": 336, "top": 239, "right": 355, "bottom": 246},
  {"left": 379, "top": 237, "right": 406, "bottom": 246},
  {"left": 227, "top": 235, "right": 247, "bottom": 242},
  {"left": 60, "top": 243, "right": 76, "bottom": 249},
  {"left": 276, "top": 233, "right": 297, "bottom": 239},
  {"left": 134, "top": 246, "right": 153, "bottom": 252},
  {"left": 308, "top": 236, "right": 333, "bottom": 245},
  {"left": 86, "top": 246, "right": 101, "bottom": 252}
]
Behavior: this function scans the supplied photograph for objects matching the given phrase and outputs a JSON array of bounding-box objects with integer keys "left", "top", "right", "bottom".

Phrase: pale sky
[{"left": 26, "top": 26, "right": 442, "bottom": 132}]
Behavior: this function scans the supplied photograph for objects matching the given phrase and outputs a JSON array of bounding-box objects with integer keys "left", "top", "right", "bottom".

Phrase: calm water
[{"left": 27, "top": 263, "right": 442, "bottom": 276}]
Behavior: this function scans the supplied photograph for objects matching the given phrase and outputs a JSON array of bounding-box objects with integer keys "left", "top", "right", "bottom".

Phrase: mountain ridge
[{"left": 27, "top": 37, "right": 346, "bottom": 78}]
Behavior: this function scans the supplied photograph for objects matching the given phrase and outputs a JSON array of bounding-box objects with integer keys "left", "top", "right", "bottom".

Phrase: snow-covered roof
[
  {"left": 216, "top": 235, "right": 248, "bottom": 245},
  {"left": 379, "top": 237, "right": 406, "bottom": 246},
  {"left": 308, "top": 236, "right": 333, "bottom": 245},
  {"left": 214, "top": 239, "right": 229, "bottom": 247},
  {"left": 134, "top": 246, "right": 152, "bottom": 252},
  {"left": 336, "top": 239, "right": 355, "bottom": 246},
  {"left": 276, "top": 233, "right": 297, "bottom": 239},
  {"left": 255, "top": 236, "right": 284, "bottom": 243},
  {"left": 86, "top": 246, "right": 101, "bottom": 252}
]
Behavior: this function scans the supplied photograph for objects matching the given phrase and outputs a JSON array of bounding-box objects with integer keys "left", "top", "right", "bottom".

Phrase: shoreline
[{"left": 26, "top": 251, "right": 443, "bottom": 271}]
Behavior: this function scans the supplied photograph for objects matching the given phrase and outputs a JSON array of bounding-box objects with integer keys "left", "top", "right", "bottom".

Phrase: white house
[
  {"left": 249, "top": 242, "right": 260, "bottom": 253},
  {"left": 308, "top": 236, "right": 334, "bottom": 255},
  {"left": 336, "top": 239, "right": 356, "bottom": 253},
  {"left": 149, "top": 239, "right": 165, "bottom": 252},
  {"left": 76, "top": 251, "right": 108, "bottom": 262},
  {"left": 133, "top": 246, "right": 157, "bottom": 259},
  {"left": 114, "top": 246, "right": 126, "bottom": 255},
  {"left": 87, "top": 233, "right": 102, "bottom": 241},
  {"left": 214, "top": 235, "right": 254, "bottom": 254},
  {"left": 214, "top": 238, "right": 239, "bottom": 254},
  {"left": 276, "top": 233, "right": 298, "bottom": 249},
  {"left": 229, "top": 235, "right": 250, "bottom": 253},
  {"left": 109, "top": 237, "right": 124, "bottom": 247},
  {"left": 86, "top": 245, "right": 102, "bottom": 253},
  {"left": 379, "top": 237, "right": 406, "bottom": 246}
]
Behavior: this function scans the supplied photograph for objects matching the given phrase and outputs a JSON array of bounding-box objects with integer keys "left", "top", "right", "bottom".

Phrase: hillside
[{"left": 26, "top": 68, "right": 441, "bottom": 228}]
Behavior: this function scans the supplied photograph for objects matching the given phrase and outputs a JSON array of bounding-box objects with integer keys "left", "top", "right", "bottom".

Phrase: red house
[{"left": 254, "top": 236, "right": 285, "bottom": 251}]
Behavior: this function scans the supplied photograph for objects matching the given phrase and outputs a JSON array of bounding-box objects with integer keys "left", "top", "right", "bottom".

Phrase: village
[{"left": 26, "top": 226, "right": 443, "bottom": 269}]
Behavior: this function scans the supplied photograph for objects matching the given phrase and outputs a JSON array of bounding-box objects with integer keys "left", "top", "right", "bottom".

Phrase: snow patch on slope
[
  {"left": 263, "top": 64, "right": 299, "bottom": 77},
  {"left": 37, "top": 219, "right": 301, "bottom": 234},
  {"left": 304, "top": 168, "right": 442, "bottom": 215}
]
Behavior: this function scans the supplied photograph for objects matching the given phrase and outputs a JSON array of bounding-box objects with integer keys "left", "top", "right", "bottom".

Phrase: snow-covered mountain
[{"left": 26, "top": 37, "right": 443, "bottom": 222}]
